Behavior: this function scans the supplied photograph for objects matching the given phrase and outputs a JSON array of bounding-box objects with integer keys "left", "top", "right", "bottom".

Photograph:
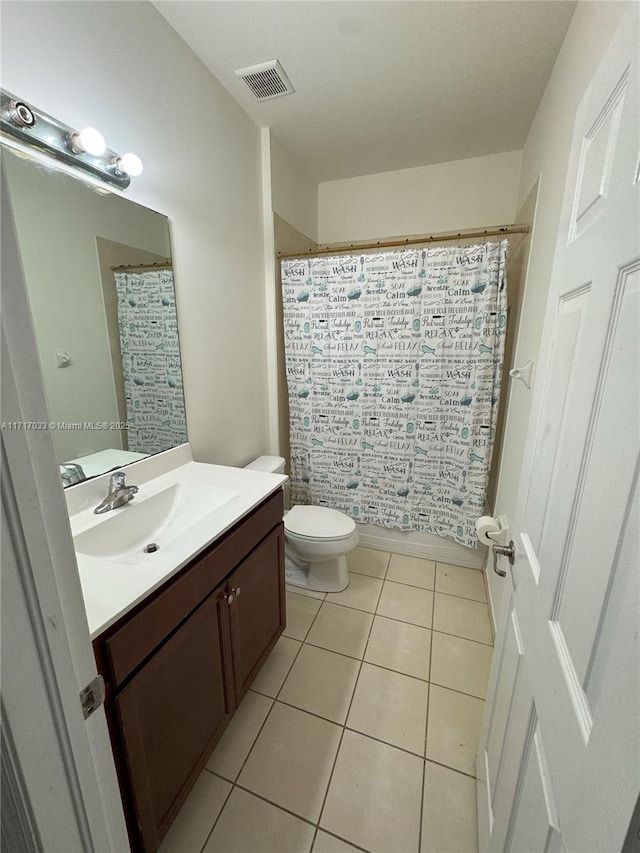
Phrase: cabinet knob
[
  {"left": 225, "top": 592, "right": 234, "bottom": 605},
  {"left": 235, "top": 586, "right": 242, "bottom": 597}
]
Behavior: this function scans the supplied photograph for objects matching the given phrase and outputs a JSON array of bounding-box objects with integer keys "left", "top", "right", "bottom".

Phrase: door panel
[
  {"left": 508, "top": 721, "right": 560, "bottom": 853},
  {"left": 478, "top": 9, "right": 640, "bottom": 852},
  {"left": 228, "top": 525, "right": 285, "bottom": 701},
  {"left": 555, "top": 261, "right": 639, "bottom": 680},
  {"left": 115, "top": 592, "right": 233, "bottom": 850},
  {"left": 522, "top": 285, "right": 590, "bottom": 559}
]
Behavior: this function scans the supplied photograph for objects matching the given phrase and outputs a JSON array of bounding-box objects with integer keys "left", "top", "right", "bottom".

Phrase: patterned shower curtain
[
  {"left": 281, "top": 240, "right": 507, "bottom": 548},
  {"left": 113, "top": 269, "right": 188, "bottom": 454}
]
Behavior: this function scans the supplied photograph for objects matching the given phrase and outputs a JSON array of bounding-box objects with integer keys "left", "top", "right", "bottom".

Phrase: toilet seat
[{"left": 284, "top": 505, "right": 356, "bottom": 542}]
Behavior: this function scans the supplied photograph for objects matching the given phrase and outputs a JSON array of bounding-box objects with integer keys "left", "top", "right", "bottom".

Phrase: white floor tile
[
  {"left": 325, "top": 572, "right": 383, "bottom": 613},
  {"left": 206, "top": 691, "right": 273, "bottom": 780},
  {"left": 347, "top": 663, "right": 428, "bottom": 755},
  {"left": 436, "top": 562, "right": 487, "bottom": 602},
  {"left": 321, "top": 730, "right": 423, "bottom": 853},
  {"left": 430, "top": 631, "right": 493, "bottom": 699},
  {"left": 313, "top": 829, "right": 363, "bottom": 852},
  {"left": 347, "top": 546, "right": 390, "bottom": 578},
  {"left": 377, "top": 581, "right": 433, "bottom": 628},
  {"left": 364, "top": 615, "right": 431, "bottom": 681},
  {"left": 433, "top": 593, "right": 492, "bottom": 644},
  {"left": 159, "top": 771, "right": 230, "bottom": 853},
  {"left": 203, "top": 787, "right": 314, "bottom": 853},
  {"left": 279, "top": 644, "right": 360, "bottom": 724},
  {"left": 386, "top": 554, "right": 435, "bottom": 589},
  {"left": 238, "top": 702, "right": 342, "bottom": 823},
  {"left": 251, "top": 636, "right": 301, "bottom": 698},
  {"left": 422, "top": 761, "right": 479, "bottom": 853},
  {"left": 284, "top": 592, "right": 322, "bottom": 640},
  {"left": 426, "top": 685, "right": 484, "bottom": 776},
  {"left": 306, "top": 602, "right": 373, "bottom": 659}
]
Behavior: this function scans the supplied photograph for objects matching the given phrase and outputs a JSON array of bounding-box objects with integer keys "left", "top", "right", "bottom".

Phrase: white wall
[
  {"left": 1, "top": 0, "right": 269, "bottom": 467},
  {"left": 488, "top": 0, "right": 629, "bottom": 623},
  {"left": 270, "top": 132, "right": 318, "bottom": 242},
  {"left": 317, "top": 150, "right": 522, "bottom": 244}
]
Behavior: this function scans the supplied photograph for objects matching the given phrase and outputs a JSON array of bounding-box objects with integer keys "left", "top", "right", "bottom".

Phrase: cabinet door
[
  {"left": 228, "top": 525, "right": 285, "bottom": 701},
  {"left": 114, "top": 591, "right": 233, "bottom": 852}
]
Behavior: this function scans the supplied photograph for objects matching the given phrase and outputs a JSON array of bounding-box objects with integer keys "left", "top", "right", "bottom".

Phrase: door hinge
[{"left": 80, "top": 674, "right": 105, "bottom": 720}]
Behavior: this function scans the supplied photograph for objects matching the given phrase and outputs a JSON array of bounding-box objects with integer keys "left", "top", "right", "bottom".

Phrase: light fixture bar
[{"left": 0, "top": 89, "right": 137, "bottom": 190}]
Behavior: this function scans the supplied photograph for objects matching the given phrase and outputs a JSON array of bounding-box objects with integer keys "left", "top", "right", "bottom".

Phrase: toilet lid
[{"left": 284, "top": 505, "right": 356, "bottom": 540}]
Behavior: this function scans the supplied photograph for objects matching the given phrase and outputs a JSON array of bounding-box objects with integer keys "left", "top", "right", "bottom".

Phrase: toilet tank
[
  {"left": 243, "top": 455, "right": 286, "bottom": 474},
  {"left": 244, "top": 456, "right": 289, "bottom": 508}
]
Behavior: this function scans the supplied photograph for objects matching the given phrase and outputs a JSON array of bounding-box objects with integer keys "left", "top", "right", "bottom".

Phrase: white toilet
[{"left": 244, "top": 456, "right": 359, "bottom": 592}]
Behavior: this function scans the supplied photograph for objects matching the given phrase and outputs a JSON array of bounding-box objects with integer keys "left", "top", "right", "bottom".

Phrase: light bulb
[
  {"left": 116, "top": 152, "right": 143, "bottom": 177},
  {"left": 72, "top": 127, "right": 106, "bottom": 156}
]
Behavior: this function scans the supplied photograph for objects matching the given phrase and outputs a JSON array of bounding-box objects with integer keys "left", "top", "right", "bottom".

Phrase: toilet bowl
[{"left": 244, "top": 456, "right": 358, "bottom": 592}]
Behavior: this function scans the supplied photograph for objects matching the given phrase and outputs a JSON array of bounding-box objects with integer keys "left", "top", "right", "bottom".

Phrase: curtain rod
[
  {"left": 277, "top": 224, "right": 529, "bottom": 259},
  {"left": 110, "top": 260, "right": 172, "bottom": 272}
]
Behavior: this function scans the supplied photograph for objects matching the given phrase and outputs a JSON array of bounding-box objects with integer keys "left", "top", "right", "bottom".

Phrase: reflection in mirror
[{"left": 2, "top": 146, "right": 188, "bottom": 484}]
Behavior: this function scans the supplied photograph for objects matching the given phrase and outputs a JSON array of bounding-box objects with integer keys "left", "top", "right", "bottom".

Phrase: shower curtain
[
  {"left": 113, "top": 269, "right": 187, "bottom": 454},
  {"left": 281, "top": 240, "right": 507, "bottom": 548}
]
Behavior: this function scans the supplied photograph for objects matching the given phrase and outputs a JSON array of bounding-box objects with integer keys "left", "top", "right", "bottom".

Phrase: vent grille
[{"left": 235, "top": 60, "right": 295, "bottom": 101}]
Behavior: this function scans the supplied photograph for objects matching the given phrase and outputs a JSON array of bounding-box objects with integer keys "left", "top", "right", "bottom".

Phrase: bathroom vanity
[{"left": 69, "top": 450, "right": 287, "bottom": 852}]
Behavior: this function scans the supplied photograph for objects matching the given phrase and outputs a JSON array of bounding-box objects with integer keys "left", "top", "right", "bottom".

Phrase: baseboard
[{"left": 356, "top": 522, "right": 487, "bottom": 569}]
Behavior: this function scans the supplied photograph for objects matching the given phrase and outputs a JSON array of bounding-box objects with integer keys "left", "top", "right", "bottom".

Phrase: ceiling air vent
[{"left": 235, "top": 60, "right": 295, "bottom": 101}]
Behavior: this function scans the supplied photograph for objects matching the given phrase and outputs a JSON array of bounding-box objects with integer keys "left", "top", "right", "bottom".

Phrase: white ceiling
[{"left": 154, "top": 1, "right": 576, "bottom": 182}]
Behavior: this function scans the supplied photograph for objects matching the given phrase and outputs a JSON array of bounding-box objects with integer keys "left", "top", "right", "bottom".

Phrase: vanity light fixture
[
  {"left": 69, "top": 126, "right": 107, "bottom": 157},
  {"left": 114, "top": 152, "right": 143, "bottom": 178},
  {"left": 0, "top": 88, "right": 142, "bottom": 190}
]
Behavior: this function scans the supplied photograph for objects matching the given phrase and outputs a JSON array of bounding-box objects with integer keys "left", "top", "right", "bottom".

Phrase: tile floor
[{"left": 160, "top": 547, "right": 494, "bottom": 853}]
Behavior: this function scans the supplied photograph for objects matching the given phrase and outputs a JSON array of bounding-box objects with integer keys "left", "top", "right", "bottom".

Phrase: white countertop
[
  {"left": 67, "top": 446, "right": 287, "bottom": 639},
  {"left": 66, "top": 448, "right": 148, "bottom": 479}
]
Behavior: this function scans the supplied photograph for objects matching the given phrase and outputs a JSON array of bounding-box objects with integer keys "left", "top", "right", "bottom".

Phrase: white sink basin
[{"left": 74, "top": 481, "right": 238, "bottom": 561}]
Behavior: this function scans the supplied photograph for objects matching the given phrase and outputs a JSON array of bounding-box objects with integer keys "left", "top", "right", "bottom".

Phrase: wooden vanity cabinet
[
  {"left": 228, "top": 525, "right": 284, "bottom": 701},
  {"left": 93, "top": 490, "right": 285, "bottom": 853}
]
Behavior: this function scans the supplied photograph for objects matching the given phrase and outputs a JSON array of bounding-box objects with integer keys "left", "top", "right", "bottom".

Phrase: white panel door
[
  {"left": 477, "top": 8, "right": 640, "bottom": 852},
  {"left": 1, "top": 166, "right": 129, "bottom": 849}
]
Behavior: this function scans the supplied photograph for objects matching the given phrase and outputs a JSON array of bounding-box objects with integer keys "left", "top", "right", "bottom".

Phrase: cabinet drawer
[{"left": 104, "top": 490, "right": 283, "bottom": 687}]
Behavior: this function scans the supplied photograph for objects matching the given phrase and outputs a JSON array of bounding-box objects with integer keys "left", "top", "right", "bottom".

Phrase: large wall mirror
[{"left": 2, "top": 146, "right": 188, "bottom": 485}]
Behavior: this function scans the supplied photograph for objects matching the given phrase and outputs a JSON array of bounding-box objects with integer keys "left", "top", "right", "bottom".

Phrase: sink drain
[{"left": 143, "top": 543, "right": 159, "bottom": 553}]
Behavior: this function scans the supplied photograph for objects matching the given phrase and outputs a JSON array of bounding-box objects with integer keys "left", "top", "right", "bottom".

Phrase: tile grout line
[
  {"left": 311, "top": 572, "right": 488, "bottom": 610},
  {"left": 199, "top": 601, "right": 324, "bottom": 851},
  {"left": 231, "top": 779, "right": 371, "bottom": 853},
  {"left": 389, "top": 577, "right": 488, "bottom": 606},
  {"left": 199, "top": 552, "right": 482, "bottom": 852},
  {"left": 197, "top": 772, "right": 234, "bottom": 853},
  {"left": 198, "top": 692, "right": 281, "bottom": 851},
  {"left": 283, "top": 591, "right": 324, "bottom": 644},
  {"left": 419, "top": 565, "right": 438, "bottom": 853},
  {"left": 271, "top": 642, "right": 487, "bottom": 702},
  {"left": 272, "top": 568, "right": 391, "bottom": 849},
  {"left": 312, "top": 550, "right": 390, "bottom": 850},
  {"left": 313, "top": 827, "right": 371, "bottom": 853},
  {"left": 298, "top": 594, "right": 493, "bottom": 646},
  {"left": 198, "top": 613, "right": 315, "bottom": 853},
  {"left": 276, "top": 596, "right": 325, "bottom": 698},
  {"left": 423, "top": 757, "right": 478, "bottom": 781},
  {"left": 203, "top": 768, "right": 375, "bottom": 853}
]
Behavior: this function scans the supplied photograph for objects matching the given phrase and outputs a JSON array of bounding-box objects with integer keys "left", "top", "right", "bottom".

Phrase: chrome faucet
[
  {"left": 60, "top": 462, "right": 86, "bottom": 487},
  {"left": 94, "top": 471, "right": 139, "bottom": 514}
]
